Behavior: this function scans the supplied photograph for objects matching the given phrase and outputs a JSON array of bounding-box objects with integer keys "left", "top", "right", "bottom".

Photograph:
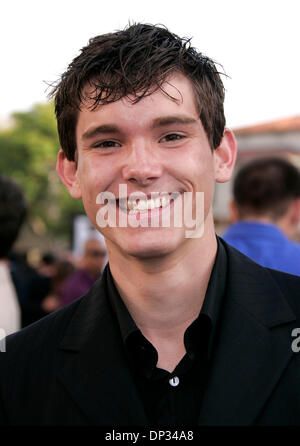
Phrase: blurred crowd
[
  {"left": 9, "top": 238, "right": 107, "bottom": 330},
  {"left": 0, "top": 173, "right": 107, "bottom": 337}
]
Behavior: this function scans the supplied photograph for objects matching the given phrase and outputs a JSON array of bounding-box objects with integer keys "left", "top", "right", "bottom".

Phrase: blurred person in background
[
  {"left": 0, "top": 176, "right": 27, "bottom": 337},
  {"left": 223, "top": 157, "right": 300, "bottom": 275},
  {"left": 11, "top": 251, "right": 52, "bottom": 328},
  {"left": 38, "top": 252, "right": 75, "bottom": 313},
  {"left": 60, "top": 238, "right": 106, "bottom": 306},
  {"left": 0, "top": 190, "right": 64, "bottom": 329},
  {"left": 37, "top": 252, "right": 58, "bottom": 278},
  {"left": 9, "top": 251, "right": 48, "bottom": 327}
]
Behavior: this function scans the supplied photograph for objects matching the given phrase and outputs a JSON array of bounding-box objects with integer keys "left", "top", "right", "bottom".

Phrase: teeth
[
  {"left": 117, "top": 193, "right": 181, "bottom": 213},
  {"left": 154, "top": 197, "right": 160, "bottom": 208},
  {"left": 122, "top": 195, "right": 173, "bottom": 213},
  {"left": 161, "top": 196, "right": 170, "bottom": 208},
  {"left": 148, "top": 199, "right": 155, "bottom": 210},
  {"left": 138, "top": 200, "right": 147, "bottom": 211}
]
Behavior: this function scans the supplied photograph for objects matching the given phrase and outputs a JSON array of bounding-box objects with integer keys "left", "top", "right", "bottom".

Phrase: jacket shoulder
[
  {"left": 221, "top": 237, "right": 300, "bottom": 314},
  {"left": 266, "top": 267, "right": 300, "bottom": 314}
]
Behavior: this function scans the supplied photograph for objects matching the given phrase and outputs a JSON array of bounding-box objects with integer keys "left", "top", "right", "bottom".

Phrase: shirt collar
[
  {"left": 225, "top": 221, "right": 288, "bottom": 241},
  {"left": 106, "top": 265, "right": 137, "bottom": 342}
]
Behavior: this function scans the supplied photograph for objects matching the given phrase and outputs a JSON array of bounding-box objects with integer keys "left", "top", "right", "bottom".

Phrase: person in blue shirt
[{"left": 222, "top": 157, "right": 300, "bottom": 275}]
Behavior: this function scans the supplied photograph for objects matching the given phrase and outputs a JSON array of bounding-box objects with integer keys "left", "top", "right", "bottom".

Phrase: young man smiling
[{"left": 1, "top": 23, "right": 300, "bottom": 426}]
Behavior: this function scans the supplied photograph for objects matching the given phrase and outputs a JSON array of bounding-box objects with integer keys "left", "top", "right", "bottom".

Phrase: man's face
[{"left": 58, "top": 73, "right": 235, "bottom": 260}]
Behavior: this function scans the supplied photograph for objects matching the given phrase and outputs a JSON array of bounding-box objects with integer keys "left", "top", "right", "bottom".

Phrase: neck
[{"left": 106, "top": 216, "right": 217, "bottom": 369}]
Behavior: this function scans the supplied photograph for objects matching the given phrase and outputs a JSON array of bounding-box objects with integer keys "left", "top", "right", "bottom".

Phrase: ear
[
  {"left": 289, "top": 198, "right": 300, "bottom": 227},
  {"left": 56, "top": 149, "right": 82, "bottom": 199},
  {"left": 278, "top": 198, "right": 300, "bottom": 239},
  {"left": 213, "top": 128, "right": 237, "bottom": 183}
]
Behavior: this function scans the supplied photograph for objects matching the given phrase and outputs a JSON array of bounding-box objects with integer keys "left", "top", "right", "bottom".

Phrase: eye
[
  {"left": 93, "top": 140, "right": 121, "bottom": 148},
  {"left": 160, "top": 133, "right": 185, "bottom": 143}
]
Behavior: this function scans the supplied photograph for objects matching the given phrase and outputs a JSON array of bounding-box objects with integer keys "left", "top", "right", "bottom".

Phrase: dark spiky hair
[{"left": 233, "top": 157, "right": 300, "bottom": 220}]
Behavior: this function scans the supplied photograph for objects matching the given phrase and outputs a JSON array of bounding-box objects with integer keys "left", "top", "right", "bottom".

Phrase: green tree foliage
[{"left": 0, "top": 102, "right": 84, "bottom": 241}]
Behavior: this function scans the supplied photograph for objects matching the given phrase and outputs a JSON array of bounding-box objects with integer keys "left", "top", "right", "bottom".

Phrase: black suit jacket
[{"left": 1, "top": 239, "right": 300, "bottom": 426}]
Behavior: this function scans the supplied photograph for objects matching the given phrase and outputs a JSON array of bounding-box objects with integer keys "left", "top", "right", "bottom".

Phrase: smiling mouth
[{"left": 117, "top": 192, "right": 181, "bottom": 214}]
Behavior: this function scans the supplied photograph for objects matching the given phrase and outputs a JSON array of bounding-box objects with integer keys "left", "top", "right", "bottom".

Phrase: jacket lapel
[
  {"left": 198, "top": 242, "right": 296, "bottom": 425},
  {"left": 57, "top": 275, "right": 149, "bottom": 426}
]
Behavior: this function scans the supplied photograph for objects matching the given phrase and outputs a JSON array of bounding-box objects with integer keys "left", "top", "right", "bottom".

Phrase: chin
[{"left": 119, "top": 229, "right": 184, "bottom": 260}]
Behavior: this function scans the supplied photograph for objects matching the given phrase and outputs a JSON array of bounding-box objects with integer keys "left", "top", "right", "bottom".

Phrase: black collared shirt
[{"left": 106, "top": 237, "right": 228, "bottom": 425}]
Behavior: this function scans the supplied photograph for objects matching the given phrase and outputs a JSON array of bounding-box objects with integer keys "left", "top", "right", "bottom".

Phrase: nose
[{"left": 122, "top": 142, "right": 163, "bottom": 186}]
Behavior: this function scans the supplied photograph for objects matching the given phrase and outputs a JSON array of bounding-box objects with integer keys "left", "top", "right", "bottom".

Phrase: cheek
[
  {"left": 79, "top": 177, "right": 97, "bottom": 204},
  {"left": 77, "top": 162, "right": 118, "bottom": 224},
  {"left": 78, "top": 161, "right": 107, "bottom": 196},
  {"left": 187, "top": 154, "right": 215, "bottom": 189},
  {"left": 76, "top": 174, "right": 101, "bottom": 221}
]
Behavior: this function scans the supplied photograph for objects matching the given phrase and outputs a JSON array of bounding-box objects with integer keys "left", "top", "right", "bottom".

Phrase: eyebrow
[
  {"left": 81, "top": 115, "right": 199, "bottom": 141},
  {"left": 82, "top": 124, "right": 120, "bottom": 141},
  {"left": 151, "top": 115, "right": 199, "bottom": 128}
]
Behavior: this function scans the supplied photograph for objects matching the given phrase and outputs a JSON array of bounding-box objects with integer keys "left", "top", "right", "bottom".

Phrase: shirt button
[{"left": 169, "top": 376, "right": 180, "bottom": 387}]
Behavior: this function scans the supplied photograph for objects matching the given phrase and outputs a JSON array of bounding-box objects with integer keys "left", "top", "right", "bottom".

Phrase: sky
[{"left": 1, "top": 0, "right": 300, "bottom": 129}]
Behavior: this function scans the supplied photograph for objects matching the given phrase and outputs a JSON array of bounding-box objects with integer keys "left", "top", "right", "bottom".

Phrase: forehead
[{"left": 77, "top": 73, "right": 199, "bottom": 132}]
